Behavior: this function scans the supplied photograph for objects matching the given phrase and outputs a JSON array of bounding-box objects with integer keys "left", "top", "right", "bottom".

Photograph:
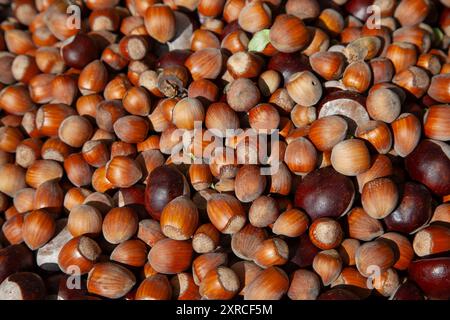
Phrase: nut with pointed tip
[
  {"left": 192, "top": 223, "right": 220, "bottom": 254},
  {"left": 192, "top": 252, "right": 228, "bottom": 286},
  {"left": 309, "top": 116, "right": 348, "bottom": 152},
  {"left": 269, "top": 14, "right": 310, "bottom": 53},
  {"left": 287, "top": 269, "right": 321, "bottom": 300},
  {"left": 391, "top": 113, "right": 421, "bottom": 158},
  {"left": 144, "top": 4, "right": 176, "bottom": 43},
  {"left": 78, "top": 60, "right": 108, "bottom": 95},
  {"left": 427, "top": 74, "right": 450, "bottom": 103},
  {"left": 244, "top": 267, "right": 289, "bottom": 300},
  {"left": 284, "top": 137, "right": 317, "bottom": 176},
  {"left": 87, "top": 262, "right": 136, "bottom": 299},
  {"left": 234, "top": 165, "right": 266, "bottom": 203},
  {"left": 199, "top": 266, "right": 240, "bottom": 300},
  {"left": 207, "top": 193, "right": 246, "bottom": 234},
  {"left": 137, "top": 219, "right": 166, "bottom": 247},
  {"left": 361, "top": 178, "right": 398, "bottom": 219},
  {"left": 338, "top": 238, "right": 360, "bottom": 266},
  {"left": 160, "top": 196, "right": 199, "bottom": 241},
  {"left": 385, "top": 42, "right": 417, "bottom": 74},
  {"left": 413, "top": 225, "right": 450, "bottom": 257},
  {"left": 331, "top": 139, "right": 371, "bottom": 176},
  {"left": 67, "top": 204, "right": 103, "bottom": 237},
  {"left": 286, "top": 71, "right": 322, "bottom": 107},
  {"left": 423, "top": 105, "right": 450, "bottom": 141},
  {"left": 135, "top": 274, "right": 172, "bottom": 300},
  {"left": 342, "top": 61, "right": 372, "bottom": 93},
  {"left": 331, "top": 267, "right": 370, "bottom": 298},
  {"left": 58, "top": 236, "right": 101, "bottom": 275},
  {"left": 248, "top": 196, "right": 279, "bottom": 228},
  {"left": 185, "top": 48, "right": 224, "bottom": 81},
  {"left": 310, "top": 51, "right": 346, "bottom": 81},
  {"left": 393, "top": 66, "right": 430, "bottom": 99},
  {"left": 356, "top": 121, "right": 392, "bottom": 154},
  {"left": 313, "top": 249, "right": 343, "bottom": 286},
  {"left": 2, "top": 214, "right": 24, "bottom": 245},
  {"left": 148, "top": 238, "right": 193, "bottom": 274},
  {"left": 231, "top": 224, "right": 267, "bottom": 261},
  {"left": 394, "top": 0, "right": 431, "bottom": 27},
  {"left": 355, "top": 240, "right": 397, "bottom": 277},
  {"left": 272, "top": 209, "right": 309, "bottom": 238},
  {"left": 238, "top": 1, "right": 272, "bottom": 33},
  {"left": 110, "top": 239, "right": 148, "bottom": 267},
  {"left": 171, "top": 272, "right": 201, "bottom": 300},
  {"left": 22, "top": 210, "right": 56, "bottom": 250},
  {"left": 347, "top": 207, "right": 384, "bottom": 241},
  {"left": 253, "top": 238, "right": 289, "bottom": 268},
  {"left": 102, "top": 207, "right": 138, "bottom": 245},
  {"left": 366, "top": 87, "right": 402, "bottom": 123},
  {"left": 105, "top": 156, "right": 143, "bottom": 189}
]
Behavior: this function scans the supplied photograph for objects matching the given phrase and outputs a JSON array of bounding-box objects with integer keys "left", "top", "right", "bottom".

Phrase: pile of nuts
[{"left": 0, "top": 0, "right": 449, "bottom": 300}]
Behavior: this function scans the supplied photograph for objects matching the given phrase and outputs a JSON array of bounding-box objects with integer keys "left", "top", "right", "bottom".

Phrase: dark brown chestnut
[
  {"left": 267, "top": 52, "right": 311, "bottom": 82},
  {"left": 0, "top": 244, "right": 34, "bottom": 283},
  {"left": 144, "top": 165, "right": 190, "bottom": 220},
  {"left": 384, "top": 182, "right": 432, "bottom": 234},
  {"left": 318, "top": 287, "right": 360, "bottom": 300},
  {"left": 408, "top": 257, "right": 450, "bottom": 300},
  {"left": 392, "top": 280, "right": 425, "bottom": 300},
  {"left": 405, "top": 140, "right": 450, "bottom": 197},
  {"left": 295, "top": 167, "right": 355, "bottom": 220},
  {"left": 289, "top": 233, "right": 321, "bottom": 268},
  {"left": 61, "top": 34, "right": 99, "bottom": 70}
]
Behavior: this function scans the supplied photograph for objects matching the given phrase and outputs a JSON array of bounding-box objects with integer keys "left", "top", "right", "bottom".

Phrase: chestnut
[
  {"left": 392, "top": 280, "right": 425, "bottom": 300},
  {"left": 317, "top": 90, "right": 369, "bottom": 127},
  {"left": 144, "top": 165, "right": 190, "bottom": 220},
  {"left": 384, "top": 182, "right": 432, "bottom": 234},
  {"left": 0, "top": 272, "right": 45, "bottom": 300},
  {"left": 61, "top": 34, "right": 99, "bottom": 69},
  {"left": 0, "top": 244, "right": 34, "bottom": 283},
  {"left": 405, "top": 140, "right": 450, "bottom": 196},
  {"left": 408, "top": 257, "right": 450, "bottom": 300},
  {"left": 295, "top": 167, "right": 355, "bottom": 220}
]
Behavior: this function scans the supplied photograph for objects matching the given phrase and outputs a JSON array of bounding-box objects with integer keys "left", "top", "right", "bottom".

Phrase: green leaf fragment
[{"left": 248, "top": 29, "right": 271, "bottom": 52}]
